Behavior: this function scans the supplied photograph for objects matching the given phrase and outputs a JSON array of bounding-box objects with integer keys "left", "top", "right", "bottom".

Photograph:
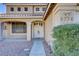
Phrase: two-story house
[
  {"left": 0, "top": 3, "right": 79, "bottom": 53},
  {"left": 0, "top": 3, "right": 47, "bottom": 41}
]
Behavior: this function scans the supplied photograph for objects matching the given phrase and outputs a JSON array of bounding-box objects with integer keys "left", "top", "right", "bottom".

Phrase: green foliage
[{"left": 53, "top": 24, "right": 79, "bottom": 56}]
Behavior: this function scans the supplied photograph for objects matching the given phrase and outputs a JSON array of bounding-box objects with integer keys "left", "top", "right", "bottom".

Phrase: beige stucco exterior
[
  {"left": 0, "top": 18, "right": 44, "bottom": 41},
  {"left": 45, "top": 11, "right": 53, "bottom": 46},
  {"left": 0, "top": 3, "right": 48, "bottom": 41},
  {"left": 1, "top": 3, "right": 79, "bottom": 50},
  {"left": 6, "top": 4, "right": 47, "bottom": 14},
  {"left": 44, "top": 3, "right": 79, "bottom": 49}
]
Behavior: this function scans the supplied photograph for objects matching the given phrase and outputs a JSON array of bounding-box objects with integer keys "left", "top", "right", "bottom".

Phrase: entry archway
[
  {"left": 32, "top": 21, "right": 44, "bottom": 39},
  {"left": 2, "top": 21, "right": 27, "bottom": 39}
]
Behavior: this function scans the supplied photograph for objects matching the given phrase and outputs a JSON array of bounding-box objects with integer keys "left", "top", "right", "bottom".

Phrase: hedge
[{"left": 53, "top": 24, "right": 79, "bottom": 56}]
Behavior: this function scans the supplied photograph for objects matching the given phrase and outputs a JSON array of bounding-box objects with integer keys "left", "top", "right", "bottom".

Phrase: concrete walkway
[{"left": 30, "top": 39, "right": 46, "bottom": 56}]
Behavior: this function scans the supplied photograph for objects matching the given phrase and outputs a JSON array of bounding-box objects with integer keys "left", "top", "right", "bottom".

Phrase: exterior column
[
  {"left": 0, "top": 22, "right": 2, "bottom": 40},
  {"left": 27, "top": 22, "right": 31, "bottom": 41}
]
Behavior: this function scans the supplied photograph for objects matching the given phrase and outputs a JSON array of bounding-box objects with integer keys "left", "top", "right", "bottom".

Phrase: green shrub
[{"left": 53, "top": 24, "right": 79, "bottom": 56}]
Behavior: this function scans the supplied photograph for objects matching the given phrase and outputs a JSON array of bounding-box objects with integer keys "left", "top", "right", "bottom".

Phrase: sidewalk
[{"left": 30, "top": 39, "right": 46, "bottom": 56}]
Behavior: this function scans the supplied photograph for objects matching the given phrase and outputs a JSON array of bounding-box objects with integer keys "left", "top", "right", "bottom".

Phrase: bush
[{"left": 53, "top": 24, "right": 79, "bottom": 56}]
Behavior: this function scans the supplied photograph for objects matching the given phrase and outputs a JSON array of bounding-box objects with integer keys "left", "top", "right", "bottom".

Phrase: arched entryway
[
  {"left": 32, "top": 21, "right": 44, "bottom": 39},
  {"left": 2, "top": 21, "right": 27, "bottom": 39}
]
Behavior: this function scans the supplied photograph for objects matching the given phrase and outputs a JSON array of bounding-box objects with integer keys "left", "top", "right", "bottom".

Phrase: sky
[{"left": 0, "top": 3, "right": 6, "bottom": 13}]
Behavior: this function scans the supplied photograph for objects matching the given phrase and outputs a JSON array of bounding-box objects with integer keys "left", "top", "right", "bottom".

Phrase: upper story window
[
  {"left": 42, "top": 8, "right": 46, "bottom": 11},
  {"left": 24, "top": 8, "right": 28, "bottom": 11},
  {"left": 17, "top": 7, "right": 21, "bottom": 11},
  {"left": 36, "top": 8, "right": 40, "bottom": 11},
  {"left": 10, "top": 7, "right": 14, "bottom": 11}
]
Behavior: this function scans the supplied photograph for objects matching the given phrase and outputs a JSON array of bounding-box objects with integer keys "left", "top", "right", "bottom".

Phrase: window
[
  {"left": 36, "top": 8, "right": 40, "bottom": 11},
  {"left": 10, "top": 7, "right": 14, "bottom": 11},
  {"left": 24, "top": 8, "right": 28, "bottom": 11},
  {"left": 39, "top": 22, "right": 43, "bottom": 26},
  {"left": 42, "top": 8, "right": 46, "bottom": 11},
  {"left": 17, "top": 7, "right": 21, "bottom": 11},
  {"left": 12, "top": 22, "right": 26, "bottom": 33}
]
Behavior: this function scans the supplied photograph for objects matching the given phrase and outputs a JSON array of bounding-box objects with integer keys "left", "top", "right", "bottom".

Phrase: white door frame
[{"left": 32, "top": 21, "right": 44, "bottom": 39}]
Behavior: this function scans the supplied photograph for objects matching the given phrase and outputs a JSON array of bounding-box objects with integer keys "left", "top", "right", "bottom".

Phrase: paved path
[{"left": 30, "top": 39, "right": 46, "bottom": 56}]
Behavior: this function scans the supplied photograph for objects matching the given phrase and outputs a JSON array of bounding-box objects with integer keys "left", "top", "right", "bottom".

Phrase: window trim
[{"left": 12, "top": 22, "right": 26, "bottom": 33}]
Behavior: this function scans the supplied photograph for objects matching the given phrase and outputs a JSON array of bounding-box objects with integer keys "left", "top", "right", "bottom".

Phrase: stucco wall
[
  {"left": 6, "top": 5, "right": 46, "bottom": 14},
  {"left": 6, "top": 5, "right": 33, "bottom": 14},
  {"left": 0, "top": 18, "right": 43, "bottom": 40},
  {"left": 44, "top": 3, "right": 79, "bottom": 49},
  {"left": 34, "top": 5, "right": 47, "bottom": 14},
  {"left": 45, "top": 10, "right": 53, "bottom": 47}
]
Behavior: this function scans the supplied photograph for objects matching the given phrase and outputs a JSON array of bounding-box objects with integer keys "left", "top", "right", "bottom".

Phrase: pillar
[
  {"left": 27, "top": 22, "right": 31, "bottom": 41},
  {"left": 0, "top": 22, "right": 2, "bottom": 40}
]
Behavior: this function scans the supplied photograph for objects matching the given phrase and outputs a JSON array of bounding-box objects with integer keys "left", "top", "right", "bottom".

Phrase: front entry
[{"left": 32, "top": 21, "right": 44, "bottom": 39}]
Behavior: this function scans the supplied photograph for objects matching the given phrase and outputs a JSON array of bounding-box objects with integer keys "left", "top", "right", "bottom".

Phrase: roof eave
[{"left": 43, "top": 3, "right": 57, "bottom": 20}]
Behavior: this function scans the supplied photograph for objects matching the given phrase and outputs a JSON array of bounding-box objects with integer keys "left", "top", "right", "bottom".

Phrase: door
[{"left": 33, "top": 22, "right": 44, "bottom": 39}]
